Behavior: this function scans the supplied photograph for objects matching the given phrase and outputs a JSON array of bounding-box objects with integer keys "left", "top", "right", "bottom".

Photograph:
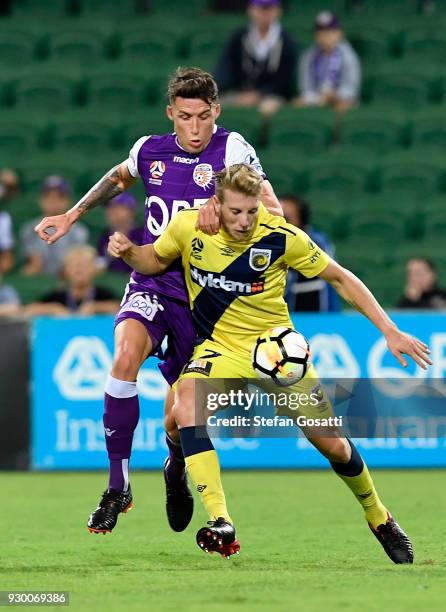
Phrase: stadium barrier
[{"left": 30, "top": 313, "right": 446, "bottom": 470}]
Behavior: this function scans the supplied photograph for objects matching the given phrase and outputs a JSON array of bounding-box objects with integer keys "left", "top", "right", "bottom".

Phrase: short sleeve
[
  {"left": 0, "top": 212, "right": 14, "bottom": 250},
  {"left": 284, "top": 226, "right": 330, "bottom": 278},
  {"left": 225, "top": 132, "right": 265, "bottom": 177},
  {"left": 153, "top": 210, "right": 194, "bottom": 261},
  {"left": 127, "top": 135, "right": 151, "bottom": 178}
]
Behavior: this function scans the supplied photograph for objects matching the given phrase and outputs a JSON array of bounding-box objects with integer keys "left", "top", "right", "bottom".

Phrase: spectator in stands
[
  {"left": 215, "top": 0, "right": 297, "bottom": 115},
  {"left": 24, "top": 245, "right": 120, "bottom": 316},
  {"left": 97, "top": 193, "right": 144, "bottom": 274},
  {"left": 398, "top": 257, "right": 446, "bottom": 310},
  {"left": 280, "top": 194, "right": 340, "bottom": 312},
  {"left": 0, "top": 168, "right": 20, "bottom": 274},
  {"left": 0, "top": 273, "right": 20, "bottom": 316},
  {"left": 20, "top": 176, "right": 88, "bottom": 276},
  {"left": 296, "top": 11, "right": 360, "bottom": 113}
]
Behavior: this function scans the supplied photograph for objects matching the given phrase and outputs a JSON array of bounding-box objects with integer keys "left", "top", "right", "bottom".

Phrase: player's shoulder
[
  {"left": 260, "top": 208, "right": 300, "bottom": 237},
  {"left": 171, "top": 207, "right": 200, "bottom": 228}
]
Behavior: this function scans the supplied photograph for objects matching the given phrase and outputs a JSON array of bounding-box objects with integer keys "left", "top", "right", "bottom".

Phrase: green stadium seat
[
  {"left": 118, "top": 30, "right": 179, "bottom": 67},
  {"left": 304, "top": 161, "right": 370, "bottom": 195},
  {"left": 120, "top": 111, "right": 173, "bottom": 149},
  {"left": 410, "top": 115, "right": 446, "bottom": 150},
  {"left": 378, "top": 161, "right": 440, "bottom": 197},
  {"left": 403, "top": 28, "right": 446, "bottom": 64},
  {"left": 268, "top": 108, "right": 333, "bottom": 154},
  {"left": 424, "top": 210, "right": 446, "bottom": 240},
  {"left": 19, "top": 154, "right": 85, "bottom": 195},
  {"left": 6, "top": 273, "right": 60, "bottom": 305},
  {"left": 96, "top": 271, "right": 128, "bottom": 298},
  {"left": 368, "top": 72, "right": 432, "bottom": 109},
  {"left": 348, "top": 28, "right": 392, "bottom": 63},
  {"left": 350, "top": 210, "right": 406, "bottom": 242},
  {"left": 52, "top": 120, "right": 114, "bottom": 155},
  {"left": 339, "top": 112, "right": 405, "bottom": 154},
  {"left": 218, "top": 107, "right": 262, "bottom": 146},
  {"left": 0, "top": 31, "right": 39, "bottom": 67},
  {"left": 0, "top": 122, "right": 40, "bottom": 161},
  {"left": 13, "top": 74, "right": 79, "bottom": 112},
  {"left": 47, "top": 31, "right": 106, "bottom": 64},
  {"left": 187, "top": 31, "right": 232, "bottom": 70},
  {"left": 86, "top": 72, "right": 164, "bottom": 110}
]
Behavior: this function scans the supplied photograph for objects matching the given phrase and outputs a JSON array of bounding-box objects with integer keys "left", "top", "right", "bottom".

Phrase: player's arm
[
  {"left": 108, "top": 232, "right": 173, "bottom": 275},
  {"left": 319, "top": 259, "right": 431, "bottom": 369},
  {"left": 260, "top": 179, "right": 283, "bottom": 217},
  {"left": 34, "top": 161, "right": 137, "bottom": 245}
]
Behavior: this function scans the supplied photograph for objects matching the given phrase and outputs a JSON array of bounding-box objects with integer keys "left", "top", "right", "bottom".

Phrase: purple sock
[
  {"left": 164, "top": 433, "right": 186, "bottom": 485},
  {"left": 103, "top": 376, "right": 140, "bottom": 492}
]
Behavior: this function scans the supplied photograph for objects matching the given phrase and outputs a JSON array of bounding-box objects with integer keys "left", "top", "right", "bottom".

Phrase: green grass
[{"left": 1, "top": 470, "right": 445, "bottom": 611}]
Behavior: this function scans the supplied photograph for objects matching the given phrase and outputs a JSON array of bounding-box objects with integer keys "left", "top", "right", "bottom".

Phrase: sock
[
  {"left": 179, "top": 426, "right": 232, "bottom": 524},
  {"left": 103, "top": 375, "right": 140, "bottom": 492},
  {"left": 330, "top": 439, "right": 388, "bottom": 529},
  {"left": 164, "top": 433, "right": 186, "bottom": 486}
]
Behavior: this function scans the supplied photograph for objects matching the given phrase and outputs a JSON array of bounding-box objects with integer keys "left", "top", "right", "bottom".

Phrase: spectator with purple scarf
[
  {"left": 97, "top": 193, "right": 144, "bottom": 274},
  {"left": 296, "top": 11, "right": 360, "bottom": 112}
]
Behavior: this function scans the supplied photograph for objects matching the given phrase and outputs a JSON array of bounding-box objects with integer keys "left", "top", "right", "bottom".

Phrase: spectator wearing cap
[
  {"left": 280, "top": 194, "right": 340, "bottom": 312},
  {"left": 97, "top": 193, "right": 144, "bottom": 274},
  {"left": 20, "top": 176, "right": 88, "bottom": 276},
  {"left": 215, "top": 0, "right": 298, "bottom": 115},
  {"left": 296, "top": 11, "right": 361, "bottom": 112},
  {"left": 0, "top": 168, "right": 20, "bottom": 274}
]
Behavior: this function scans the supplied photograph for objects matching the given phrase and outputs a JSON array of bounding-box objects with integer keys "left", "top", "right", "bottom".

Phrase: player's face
[
  {"left": 218, "top": 190, "right": 260, "bottom": 240},
  {"left": 167, "top": 98, "right": 221, "bottom": 153}
]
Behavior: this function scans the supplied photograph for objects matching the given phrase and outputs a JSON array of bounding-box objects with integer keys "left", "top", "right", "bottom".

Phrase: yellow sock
[
  {"left": 337, "top": 464, "right": 388, "bottom": 529},
  {"left": 185, "top": 449, "right": 232, "bottom": 524}
]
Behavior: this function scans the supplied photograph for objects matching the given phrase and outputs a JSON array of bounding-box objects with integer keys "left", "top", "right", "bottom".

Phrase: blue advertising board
[{"left": 31, "top": 313, "right": 446, "bottom": 470}]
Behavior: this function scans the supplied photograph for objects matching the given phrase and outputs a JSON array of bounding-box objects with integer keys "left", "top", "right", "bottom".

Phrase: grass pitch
[{"left": 2, "top": 470, "right": 445, "bottom": 611}]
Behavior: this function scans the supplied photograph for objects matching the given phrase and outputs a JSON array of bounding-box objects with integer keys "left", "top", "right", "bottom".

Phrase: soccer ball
[{"left": 252, "top": 327, "right": 311, "bottom": 386}]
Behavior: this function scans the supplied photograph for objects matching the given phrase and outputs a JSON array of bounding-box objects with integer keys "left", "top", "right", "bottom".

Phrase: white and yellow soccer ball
[{"left": 252, "top": 327, "right": 311, "bottom": 386}]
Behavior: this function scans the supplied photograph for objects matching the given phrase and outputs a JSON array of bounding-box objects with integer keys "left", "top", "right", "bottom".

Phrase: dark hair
[
  {"left": 167, "top": 67, "right": 219, "bottom": 105},
  {"left": 279, "top": 194, "right": 310, "bottom": 226},
  {"left": 408, "top": 257, "right": 436, "bottom": 272}
]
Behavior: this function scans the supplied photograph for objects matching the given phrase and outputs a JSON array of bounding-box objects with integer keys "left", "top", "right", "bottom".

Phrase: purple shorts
[{"left": 114, "top": 283, "right": 196, "bottom": 386}]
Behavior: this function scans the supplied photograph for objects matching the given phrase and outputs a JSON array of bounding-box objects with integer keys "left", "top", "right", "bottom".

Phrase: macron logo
[
  {"left": 173, "top": 155, "right": 199, "bottom": 164},
  {"left": 190, "top": 265, "right": 264, "bottom": 295}
]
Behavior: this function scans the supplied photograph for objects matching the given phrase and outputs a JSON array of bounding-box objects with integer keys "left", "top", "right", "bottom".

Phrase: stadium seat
[
  {"left": 339, "top": 112, "right": 405, "bottom": 154},
  {"left": 269, "top": 108, "right": 333, "bottom": 154},
  {"left": 19, "top": 154, "right": 85, "bottom": 195},
  {"left": 0, "top": 30, "right": 39, "bottom": 67},
  {"left": 218, "top": 107, "right": 263, "bottom": 146},
  {"left": 118, "top": 30, "right": 180, "bottom": 68},
  {"left": 403, "top": 28, "right": 446, "bottom": 64},
  {"left": 350, "top": 210, "right": 406, "bottom": 242},
  {"left": 96, "top": 271, "right": 129, "bottom": 298},
  {"left": 86, "top": 75, "right": 150, "bottom": 111},
  {"left": 52, "top": 120, "right": 114, "bottom": 155},
  {"left": 410, "top": 114, "right": 446, "bottom": 150},
  {"left": 367, "top": 71, "right": 432, "bottom": 109},
  {"left": 378, "top": 161, "right": 440, "bottom": 197},
  {"left": 0, "top": 122, "right": 40, "bottom": 161},
  {"left": 424, "top": 211, "right": 446, "bottom": 240},
  {"left": 348, "top": 27, "right": 392, "bottom": 63},
  {"left": 187, "top": 31, "right": 233, "bottom": 70},
  {"left": 6, "top": 273, "right": 59, "bottom": 305},
  {"left": 304, "top": 161, "right": 370, "bottom": 195},
  {"left": 47, "top": 31, "right": 106, "bottom": 64},
  {"left": 13, "top": 74, "right": 80, "bottom": 112},
  {"left": 119, "top": 110, "right": 171, "bottom": 150}
]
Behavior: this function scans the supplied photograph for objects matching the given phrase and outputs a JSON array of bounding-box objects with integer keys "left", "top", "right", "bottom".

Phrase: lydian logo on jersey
[
  {"left": 149, "top": 161, "right": 166, "bottom": 186},
  {"left": 193, "top": 163, "right": 213, "bottom": 189}
]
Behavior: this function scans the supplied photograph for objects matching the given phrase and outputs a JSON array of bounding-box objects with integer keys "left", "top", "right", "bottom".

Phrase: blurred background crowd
[{"left": 1, "top": 0, "right": 446, "bottom": 316}]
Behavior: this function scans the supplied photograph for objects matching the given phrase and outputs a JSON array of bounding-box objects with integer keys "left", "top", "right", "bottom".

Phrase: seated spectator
[
  {"left": 97, "top": 193, "right": 144, "bottom": 274},
  {"left": 215, "top": 0, "right": 297, "bottom": 115},
  {"left": 398, "top": 258, "right": 446, "bottom": 310},
  {"left": 280, "top": 194, "right": 340, "bottom": 312},
  {"left": 296, "top": 11, "right": 360, "bottom": 113},
  {"left": 0, "top": 168, "right": 20, "bottom": 274},
  {"left": 20, "top": 176, "right": 88, "bottom": 276},
  {"left": 24, "top": 245, "right": 120, "bottom": 316},
  {"left": 0, "top": 272, "right": 20, "bottom": 316}
]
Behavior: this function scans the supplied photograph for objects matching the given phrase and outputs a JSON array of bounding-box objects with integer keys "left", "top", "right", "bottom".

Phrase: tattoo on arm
[{"left": 71, "top": 166, "right": 124, "bottom": 218}]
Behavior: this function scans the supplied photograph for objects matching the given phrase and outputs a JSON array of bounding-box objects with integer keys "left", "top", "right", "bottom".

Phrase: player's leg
[
  {"left": 173, "top": 376, "right": 239, "bottom": 557},
  {"left": 88, "top": 318, "right": 152, "bottom": 534},
  {"left": 308, "top": 435, "right": 413, "bottom": 564},
  {"left": 163, "top": 387, "right": 194, "bottom": 532}
]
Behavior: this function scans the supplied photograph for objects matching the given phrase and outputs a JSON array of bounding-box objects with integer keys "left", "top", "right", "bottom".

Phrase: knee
[
  {"left": 112, "top": 347, "right": 141, "bottom": 380},
  {"left": 172, "top": 392, "right": 195, "bottom": 428},
  {"left": 325, "top": 438, "right": 351, "bottom": 463},
  {"left": 164, "top": 411, "right": 179, "bottom": 440}
]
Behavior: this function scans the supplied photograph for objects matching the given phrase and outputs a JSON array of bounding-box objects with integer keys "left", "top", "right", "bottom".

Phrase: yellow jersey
[{"left": 154, "top": 204, "right": 330, "bottom": 357}]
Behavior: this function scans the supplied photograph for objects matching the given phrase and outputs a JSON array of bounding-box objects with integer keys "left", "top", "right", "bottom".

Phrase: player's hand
[
  {"left": 34, "top": 213, "right": 73, "bottom": 245},
  {"left": 108, "top": 231, "right": 133, "bottom": 258},
  {"left": 196, "top": 197, "right": 220, "bottom": 235},
  {"left": 385, "top": 328, "right": 432, "bottom": 369}
]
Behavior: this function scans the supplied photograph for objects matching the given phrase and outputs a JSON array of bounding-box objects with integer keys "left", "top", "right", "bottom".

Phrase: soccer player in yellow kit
[{"left": 108, "top": 163, "right": 431, "bottom": 563}]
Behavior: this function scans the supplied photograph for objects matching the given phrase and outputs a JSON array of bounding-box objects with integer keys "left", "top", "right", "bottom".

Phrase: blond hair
[
  {"left": 63, "top": 245, "right": 97, "bottom": 266},
  {"left": 215, "top": 163, "right": 262, "bottom": 203}
]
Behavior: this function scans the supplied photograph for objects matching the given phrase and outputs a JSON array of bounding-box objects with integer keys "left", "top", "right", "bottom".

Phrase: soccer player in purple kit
[{"left": 34, "top": 67, "right": 283, "bottom": 534}]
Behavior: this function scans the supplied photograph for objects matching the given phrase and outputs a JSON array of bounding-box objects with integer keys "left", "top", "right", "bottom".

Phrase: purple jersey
[{"left": 126, "top": 126, "right": 264, "bottom": 302}]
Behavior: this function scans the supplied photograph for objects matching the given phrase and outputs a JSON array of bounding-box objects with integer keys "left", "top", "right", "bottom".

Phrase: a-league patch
[
  {"left": 249, "top": 248, "right": 272, "bottom": 271},
  {"left": 184, "top": 359, "right": 213, "bottom": 376}
]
